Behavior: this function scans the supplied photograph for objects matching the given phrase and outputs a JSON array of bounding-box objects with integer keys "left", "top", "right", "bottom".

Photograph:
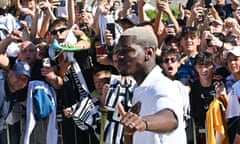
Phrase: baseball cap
[
  {"left": 223, "top": 46, "right": 240, "bottom": 59},
  {"left": 209, "top": 19, "right": 223, "bottom": 25},
  {"left": 12, "top": 62, "right": 31, "bottom": 78}
]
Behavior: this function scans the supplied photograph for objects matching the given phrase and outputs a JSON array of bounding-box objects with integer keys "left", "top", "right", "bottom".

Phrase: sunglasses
[
  {"left": 162, "top": 57, "right": 177, "bottom": 63},
  {"left": 50, "top": 28, "right": 67, "bottom": 35}
]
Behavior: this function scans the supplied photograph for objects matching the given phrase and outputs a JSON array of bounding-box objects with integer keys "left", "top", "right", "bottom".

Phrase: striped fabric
[
  {"left": 103, "top": 77, "right": 136, "bottom": 144},
  {"left": 105, "top": 80, "right": 133, "bottom": 121},
  {"left": 68, "top": 61, "right": 101, "bottom": 137},
  {"left": 71, "top": 97, "right": 101, "bottom": 131},
  {"left": 69, "top": 64, "right": 90, "bottom": 100}
]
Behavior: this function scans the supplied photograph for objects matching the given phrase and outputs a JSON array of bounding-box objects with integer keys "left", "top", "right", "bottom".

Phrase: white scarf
[{"left": 24, "top": 80, "right": 58, "bottom": 144}]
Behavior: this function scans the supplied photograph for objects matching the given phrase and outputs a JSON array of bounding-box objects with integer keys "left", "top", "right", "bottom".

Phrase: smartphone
[
  {"left": 166, "top": 19, "right": 173, "bottom": 25},
  {"left": 186, "top": 0, "right": 196, "bottom": 10},
  {"left": 131, "top": 2, "right": 138, "bottom": 15},
  {"left": 59, "top": 1, "right": 66, "bottom": 7},
  {"left": 77, "top": 2, "right": 84, "bottom": 11},
  {"left": 42, "top": 57, "right": 51, "bottom": 67},
  {"left": 96, "top": 44, "right": 108, "bottom": 56},
  {"left": 205, "top": 0, "right": 211, "bottom": 8},
  {"left": 107, "top": 23, "right": 116, "bottom": 39}
]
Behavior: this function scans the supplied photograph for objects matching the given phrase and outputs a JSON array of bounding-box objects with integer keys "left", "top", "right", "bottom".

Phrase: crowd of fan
[{"left": 0, "top": 0, "right": 240, "bottom": 144}]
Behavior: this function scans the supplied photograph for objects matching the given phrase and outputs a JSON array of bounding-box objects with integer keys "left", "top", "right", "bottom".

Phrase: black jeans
[
  {"left": 228, "top": 116, "right": 240, "bottom": 144},
  {"left": 0, "top": 129, "right": 7, "bottom": 144}
]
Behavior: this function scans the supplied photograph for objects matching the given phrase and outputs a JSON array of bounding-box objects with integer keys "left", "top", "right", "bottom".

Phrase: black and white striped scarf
[{"left": 66, "top": 61, "right": 101, "bottom": 134}]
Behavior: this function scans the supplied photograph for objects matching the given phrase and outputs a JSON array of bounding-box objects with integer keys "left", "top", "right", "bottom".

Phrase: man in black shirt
[{"left": 190, "top": 52, "right": 224, "bottom": 144}]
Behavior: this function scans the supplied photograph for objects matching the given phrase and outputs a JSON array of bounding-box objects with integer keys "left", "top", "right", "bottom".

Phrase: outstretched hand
[{"left": 118, "top": 101, "right": 146, "bottom": 133}]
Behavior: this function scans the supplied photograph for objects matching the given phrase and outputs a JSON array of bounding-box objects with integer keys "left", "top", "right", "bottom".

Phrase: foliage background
[{"left": 145, "top": 7, "right": 180, "bottom": 22}]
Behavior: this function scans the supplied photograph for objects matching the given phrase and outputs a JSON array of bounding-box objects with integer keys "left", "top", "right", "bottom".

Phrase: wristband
[
  {"left": 80, "top": 35, "right": 90, "bottom": 42},
  {"left": 141, "top": 118, "right": 148, "bottom": 130}
]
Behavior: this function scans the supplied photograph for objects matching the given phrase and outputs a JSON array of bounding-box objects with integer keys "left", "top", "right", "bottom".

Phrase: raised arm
[
  {"left": 137, "top": 0, "right": 150, "bottom": 23},
  {"left": 156, "top": 0, "right": 180, "bottom": 32},
  {"left": 68, "top": 0, "right": 75, "bottom": 27},
  {"left": 0, "top": 30, "right": 23, "bottom": 54},
  {"left": 231, "top": 0, "right": 239, "bottom": 10},
  {"left": 118, "top": 102, "right": 178, "bottom": 134},
  {"left": 38, "top": 0, "right": 57, "bottom": 38}
]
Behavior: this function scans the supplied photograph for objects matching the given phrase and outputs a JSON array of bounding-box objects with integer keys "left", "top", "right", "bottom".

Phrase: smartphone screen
[
  {"left": 106, "top": 23, "right": 116, "bottom": 39},
  {"left": 166, "top": 19, "right": 173, "bottom": 25},
  {"left": 42, "top": 57, "right": 51, "bottom": 67},
  {"left": 96, "top": 44, "right": 108, "bottom": 56}
]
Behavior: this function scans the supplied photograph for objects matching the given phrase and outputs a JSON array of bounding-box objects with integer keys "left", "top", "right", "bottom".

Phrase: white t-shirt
[
  {"left": 226, "top": 80, "right": 240, "bottom": 119},
  {"left": 0, "top": 13, "right": 16, "bottom": 33},
  {"left": 173, "top": 80, "right": 190, "bottom": 126},
  {"left": 132, "top": 66, "right": 187, "bottom": 144}
]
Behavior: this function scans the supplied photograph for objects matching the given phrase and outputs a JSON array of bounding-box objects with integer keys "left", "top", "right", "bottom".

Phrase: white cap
[
  {"left": 212, "top": 19, "right": 223, "bottom": 25},
  {"left": 223, "top": 46, "right": 240, "bottom": 59}
]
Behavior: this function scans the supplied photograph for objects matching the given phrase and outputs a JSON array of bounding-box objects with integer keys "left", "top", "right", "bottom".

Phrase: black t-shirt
[
  {"left": 227, "top": 116, "right": 240, "bottom": 143},
  {"left": 190, "top": 80, "right": 218, "bottom": 127},
  {"left": 215, "top": 66, "right": 230, "bottom": 81}
]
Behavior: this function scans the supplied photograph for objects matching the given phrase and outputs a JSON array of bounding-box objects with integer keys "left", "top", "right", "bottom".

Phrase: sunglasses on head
[
  {"left": 80, "top": 8, "right": 92, "bottom": 13},
  {"left": 182, "top": 26, "right": 197, "bottom": 33},
  {"left": 162, "top": 57, "right": 177, "bottom": 63},
  {"left": 50, "top": 28, "right": 67, "bottom": 35}
]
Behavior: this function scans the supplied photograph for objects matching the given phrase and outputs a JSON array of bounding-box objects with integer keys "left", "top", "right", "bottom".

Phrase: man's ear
[{"left": 144, "top": 47, "right": 154, "bottom": 61}]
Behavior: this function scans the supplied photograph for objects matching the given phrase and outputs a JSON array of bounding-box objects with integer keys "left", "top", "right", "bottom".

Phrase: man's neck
[
  {"left": 186, "top": 50, "right": 198, "bottom": 58},
  {"left": 134, "top": 64, "right": 156, "bottom": 85}
]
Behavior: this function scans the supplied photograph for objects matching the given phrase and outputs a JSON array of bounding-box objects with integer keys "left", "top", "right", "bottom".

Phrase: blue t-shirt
[
  {"left": 178, "top": 57, "right": 198, "bottom": 85},
  {"left": 214, "top": 4, "right": 234, "bottom": 20}
]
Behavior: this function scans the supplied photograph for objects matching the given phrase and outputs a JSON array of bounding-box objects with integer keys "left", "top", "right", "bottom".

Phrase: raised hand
[
  {"left": 118, "top": 101, "right": 142, "bottom": 144},
  {"left": 118, "top": 101, "right": 146, "bottom": 134}
]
